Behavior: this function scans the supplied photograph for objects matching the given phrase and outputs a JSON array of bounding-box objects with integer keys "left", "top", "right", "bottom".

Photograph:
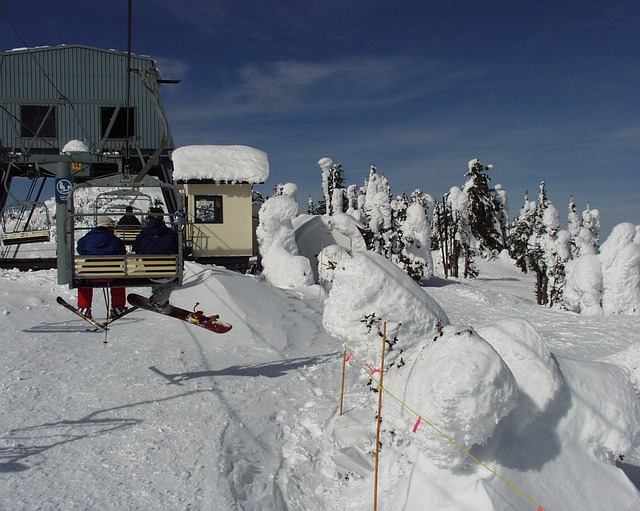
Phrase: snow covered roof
[
  {"left": 171, "top": 145, "right": 269, "bottom": 184},
  {"left": 2, "top": 44, "right": 152, "bottom": 59}
]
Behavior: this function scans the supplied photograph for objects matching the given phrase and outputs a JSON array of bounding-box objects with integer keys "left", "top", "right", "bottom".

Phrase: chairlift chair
[
  {"left": 1, "top": 201, "right": 52, "bottom": 246},
  {"left": 93, "top": 188, "right": 151, "bottom": 243},
  {"left": 66, "top": 183, "right": 185, "bottom": 290}
]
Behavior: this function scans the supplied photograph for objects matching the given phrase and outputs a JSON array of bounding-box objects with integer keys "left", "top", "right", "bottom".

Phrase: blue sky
[{"left": 2, "top": 0, "right": 638, "bottom": 237}]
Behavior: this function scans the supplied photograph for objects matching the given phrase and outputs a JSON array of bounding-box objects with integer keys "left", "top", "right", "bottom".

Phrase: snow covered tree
[
  {"left": 508, "top": 192, "right": 536, "bottom": 273},
  {"left": 393, "top": 190, "right": 434, "bottom": 281},
  {"left": 252, "top": 190, "right": 266, "bottom": 206},
  {"left": 433, "top": 187, "right": 476, "bottom": 279},
  {"left": 567, "top": 195, "right": 580, "bottom": 235},
  {"left": 527, "top": 183, "right": 551, "bottom": 305},
  {"left": 567, "top": 196, "right": 581, "bottom": 258},
  {"left": 317, "top": 157, "right": 346, "bottom": 216},
  {"left": 526, "top": 182, "right": 568, "bottom": 307},
  {"left": 318, "top": 157, "right": 332, "bottom": 211},
  {"left": 361, "top": 166, "right": 393, "bottom": 254},
  {"left": 389, "top": 193, "right": 408, "bottom": 259},
  {"left": 257, "top": 183, "right": 314, "bottom": 288},
  {"left": 432, "top": 197, "right": 458, "bottom": 278},
  {"left": 548, "top": 229, "right": 571, "bottom": 308},
  {"left": 345, "top": 184, "right": 358, "bottom": 214},
  {"left": 330, "top": 163, "right": 345, "bottom": 215},
  {"left": 568, "top": 197, "right": 601, "bottom": 258},
  {"left": 598, "top": 223, "right": 640, "bottom": 315},
  {"left": 576, "top": 203, "right": 600, "bottom": 255},
  {"left": 462, "top": 159, "right": 503, "bottom": 257},
  {"left": 450, "top": 186, "right": 477, "bottom": 278},
  {"left": 493, "top": 183, "right": 509, "bottom": 248}
]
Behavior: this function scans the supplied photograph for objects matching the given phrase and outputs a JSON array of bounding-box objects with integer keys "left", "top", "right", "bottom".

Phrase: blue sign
[{"left": 55, "top": 178, "right": 73, "bottom": 204}]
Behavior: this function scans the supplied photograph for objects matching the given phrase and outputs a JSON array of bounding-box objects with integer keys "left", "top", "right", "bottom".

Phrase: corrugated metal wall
[{"left": 0, "top": 45, "right": 174, "bottom": 153}]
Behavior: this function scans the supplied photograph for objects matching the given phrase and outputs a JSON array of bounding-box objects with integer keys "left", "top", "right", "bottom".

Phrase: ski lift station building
[{"left": 0, "top": 44, "right": 268, "bottom": 274}]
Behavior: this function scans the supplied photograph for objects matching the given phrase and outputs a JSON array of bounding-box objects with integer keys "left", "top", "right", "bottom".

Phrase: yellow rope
[{"left": 342, "top": 342, "right": 547, "bottom": 511}]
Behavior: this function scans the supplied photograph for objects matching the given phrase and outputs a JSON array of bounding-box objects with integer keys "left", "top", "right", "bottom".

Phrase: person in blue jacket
[
  {"left": 133, "top": 207, "right": 179, "bottom": 311},
  {"left": 76, "top": 216, "right": 127, "bottom": 319}
]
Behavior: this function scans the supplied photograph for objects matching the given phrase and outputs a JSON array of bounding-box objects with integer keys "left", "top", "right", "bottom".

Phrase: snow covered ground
[{"left": 1, "top": 253, "right": 639, "bottom": 510}]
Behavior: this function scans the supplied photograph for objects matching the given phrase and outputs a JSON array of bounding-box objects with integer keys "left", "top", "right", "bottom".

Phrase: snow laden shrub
[
  {"left": 317, "top": 244, "right": 352, "bottom": 292},
  {"left": 256, "top": 187, "right": 314, "bottom": 288},
  {"left": 385, "top": 325, "right": 518, "bottom": 470},
  {"left": 476, "top": 318, "right": 564, "bottom": 434},
  {"left": 323, "top": 250, "right": 449, "bottom": 369},
  {"left": 599, "top": 222, "right": 640, "bottom": 315}
]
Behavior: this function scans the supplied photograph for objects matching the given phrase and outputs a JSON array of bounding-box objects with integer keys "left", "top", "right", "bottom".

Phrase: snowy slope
[{"left": 1, "top": 258, "right": 639, "bottom": 511}]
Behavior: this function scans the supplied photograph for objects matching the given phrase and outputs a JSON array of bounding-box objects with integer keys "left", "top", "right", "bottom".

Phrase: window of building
[
  {"left": 20, "top": 105, "right": 56, "bottom": 138},
  {"left": 194, "top": 195, "right": 223, "bottom": 224},
  {"left": 101, "top": 107, "right": 135, "bottom": 139}
]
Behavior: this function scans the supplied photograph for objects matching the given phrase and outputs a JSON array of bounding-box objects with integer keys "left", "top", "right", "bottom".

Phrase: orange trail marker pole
[
  {"left": 373, "top": 322, "right": 387, "bottom": 511},
  {"left": 340, "top": 348, "right": 348, "bottom": 416}
]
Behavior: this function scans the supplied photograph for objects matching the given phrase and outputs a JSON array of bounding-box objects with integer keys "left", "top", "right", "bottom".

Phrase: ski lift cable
[
  {"left": 125, "top": 0, "right": 133, "bottom": 175},
  {"left": 2, "top": 162, "right": 21, "bottom": 204},
  {"left": 131, "top": 68, "right": 168, "bottom": 183}
]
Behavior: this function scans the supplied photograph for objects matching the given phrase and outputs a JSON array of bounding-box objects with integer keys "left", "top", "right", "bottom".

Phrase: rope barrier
[{"left": 341, "top": 340, "right": 548, "bottom": 511}]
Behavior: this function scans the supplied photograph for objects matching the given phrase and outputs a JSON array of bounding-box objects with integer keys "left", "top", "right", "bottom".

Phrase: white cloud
[{"left": 170, "top": 55, "right": 481, "bottom": 121}]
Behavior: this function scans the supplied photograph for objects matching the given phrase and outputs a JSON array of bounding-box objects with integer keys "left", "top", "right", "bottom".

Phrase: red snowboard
[{"left": 127, "top": 293, "right": 232, "bottom": 334}]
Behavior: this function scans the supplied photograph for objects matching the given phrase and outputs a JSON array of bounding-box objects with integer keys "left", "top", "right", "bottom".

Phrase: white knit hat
[{"left": 97, "top": 216, "right": 115, "bottom": 228}]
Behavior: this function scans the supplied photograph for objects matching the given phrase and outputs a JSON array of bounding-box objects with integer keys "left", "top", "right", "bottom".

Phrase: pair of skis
[
  {"left": 57, "top": 293, "right": 232, "bottom": 334},
  {"left": 56, "top": 297, "right": 137, "bottom": 332}
]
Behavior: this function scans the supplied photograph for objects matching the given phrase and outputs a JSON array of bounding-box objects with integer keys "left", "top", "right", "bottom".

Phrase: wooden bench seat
[
  {"left": 2, "top": 229, "right": 51, "bottom": 245},
  {"left": 113, "top": 227, "right": 142, "bottom": 243},
  {"left": 73, "top": 254, "right": 179, "bottom": 281}
]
